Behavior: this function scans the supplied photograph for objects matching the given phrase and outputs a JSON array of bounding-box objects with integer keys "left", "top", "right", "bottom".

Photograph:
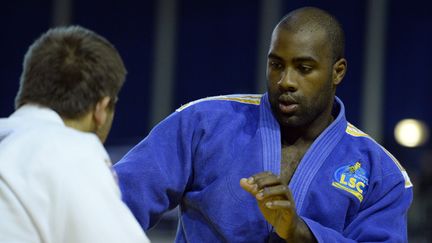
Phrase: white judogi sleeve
[
  {"left": 0, "top": 179, "right": 40, "bottom": 243},
  {"left": 50, "top": 135, "right": 150, "bottom": 243}
]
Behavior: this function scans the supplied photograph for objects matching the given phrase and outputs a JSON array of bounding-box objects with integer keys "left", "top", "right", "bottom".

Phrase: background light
[{"left": 394, "top": 119, "right": 429, "bottom": 147}]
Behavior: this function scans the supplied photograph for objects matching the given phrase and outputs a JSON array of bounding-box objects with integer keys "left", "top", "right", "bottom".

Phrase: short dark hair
[
  {"left": 277, "top": 7, "right": 345, "bottom": 63},
  {"left": 15, "top": 26, "right": 127, "bottom": 119}
]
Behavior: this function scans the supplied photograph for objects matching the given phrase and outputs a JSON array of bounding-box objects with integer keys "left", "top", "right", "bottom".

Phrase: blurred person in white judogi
[{"left": 0, "top": 26, "right": 150, "bottom": 243}]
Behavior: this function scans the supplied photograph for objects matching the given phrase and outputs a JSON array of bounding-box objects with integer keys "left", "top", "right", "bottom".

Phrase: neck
[
  {"left": 62, "top": 113, "right": 95, "bottom": 133},
  {"left": 280, "top": 106, "right": 334, "bottom": 146}
]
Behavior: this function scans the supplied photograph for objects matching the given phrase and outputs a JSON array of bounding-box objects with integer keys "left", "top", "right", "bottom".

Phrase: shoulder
[
  {"left": 175, "top": 94, "right": 262, "bottom": 112},
  {"left": 175, "top": 94, "right": 263, "bottom": 128},
  {"left": 0, "top": 121, "right": 108, "bottom": 168},
  {"left": 37, "top": 123, "right": 102, "bottom": 152},
  {"left": 147, "top": 94, "right": 263, "bottom": 139},
  {"left": 46, "top": 125, "right": 109, "bottom": 167},
  {"left": 343, "top": 123, "right": 412, "bottom": 188},
  {"left": 0, "top": 121, "right": 113, "bottom": 205}
]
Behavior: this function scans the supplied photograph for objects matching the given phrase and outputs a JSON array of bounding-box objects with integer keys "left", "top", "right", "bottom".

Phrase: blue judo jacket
[{"left": 114, "top": 93, "right": 412, "bottom": 242}]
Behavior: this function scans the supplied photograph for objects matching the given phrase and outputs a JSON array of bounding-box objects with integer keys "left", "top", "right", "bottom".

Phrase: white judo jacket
[{"left": 0, "top": 104, "right": 150, "bottom": 243}]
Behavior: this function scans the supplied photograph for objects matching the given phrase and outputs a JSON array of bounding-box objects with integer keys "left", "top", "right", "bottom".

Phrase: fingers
[
  {"left": 254, "top": 174, "right": 281, "bottom": 189},
  {"left": 256, "top": 184, "right": 290, "bottom": 200},
  {"left": 250, "top": 171, "right": 273, "bottom": 181},
  {"left": 259, "top": 186, "right": 295, "bottom": 212},
  {"left": 240, "top": 171, "right": 275, "bottom": 194},
  {"left": 265, "top": 200, "right": 292, "bottom": 209},
  {"left": 240, "top": 172, "right": 274, "bottom": 195},
  {"left": 240, "top": 178, "right": 258, "bottom": 195},
  {"left": 240, "top": 172, "right": 294, "bottom": 203},
  {"left": 246, "top": 171, "right": 281, "bottom": 189}
]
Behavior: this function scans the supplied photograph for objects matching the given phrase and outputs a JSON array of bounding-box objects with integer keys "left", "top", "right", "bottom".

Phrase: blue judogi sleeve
[
  {"left": 114, "top": 95, "right": 271, "bottom": 242},
  {"left": 114, "top": 110, "right": 196, "bottom": 229}
]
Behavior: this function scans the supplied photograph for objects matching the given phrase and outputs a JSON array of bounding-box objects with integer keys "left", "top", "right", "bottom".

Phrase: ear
[
  {"left": 93, "top": 96, "right": 111, "bottom": 128},
  {"left": 332, "top": 58, "right": 347, "bottom": 86}
]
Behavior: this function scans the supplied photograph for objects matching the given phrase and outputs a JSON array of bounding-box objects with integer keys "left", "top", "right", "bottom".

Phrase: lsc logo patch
[{"left": 332, "top": 162, "right": 369, "bottom": 202}]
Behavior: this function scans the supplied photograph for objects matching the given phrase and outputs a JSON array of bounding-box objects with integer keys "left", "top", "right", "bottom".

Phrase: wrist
[
  {"left": 274, "top": 215, "right": 298, "bottom": 240},
  {"left": 275, "top": 216, "right": 316, "bottom": 243}
]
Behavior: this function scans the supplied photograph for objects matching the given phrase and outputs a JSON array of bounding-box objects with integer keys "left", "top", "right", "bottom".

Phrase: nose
[{"left": 278, "top": 69, "right": 298, "bottom": 92}]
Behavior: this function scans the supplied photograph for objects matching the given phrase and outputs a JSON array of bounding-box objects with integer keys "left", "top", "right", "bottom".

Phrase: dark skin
[{"left": 240, "top": 14, "right": 347, "bottom": 242}]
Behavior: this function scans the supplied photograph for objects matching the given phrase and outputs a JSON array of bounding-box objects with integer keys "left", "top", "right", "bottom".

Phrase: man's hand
[{"left": 240, "top": 172, "right": 316, "bottom": 242}]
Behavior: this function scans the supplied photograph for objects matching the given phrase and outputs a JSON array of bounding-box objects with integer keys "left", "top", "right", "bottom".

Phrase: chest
[{"left": 280, "top": 145, "right": 308, "bottom": 184}]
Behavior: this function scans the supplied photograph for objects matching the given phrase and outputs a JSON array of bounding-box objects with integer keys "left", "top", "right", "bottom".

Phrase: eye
[
  {"left": 297, "top": 64, "right": 312, "bottom": 74},
  {"left": 269, "top": 61, "right": 283, "bottom": 70}
]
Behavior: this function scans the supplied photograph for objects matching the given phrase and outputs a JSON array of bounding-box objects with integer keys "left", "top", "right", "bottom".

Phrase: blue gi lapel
[
  {"left": 259, "top": 94, "right": 347, "bottom": 212},
  {"left": 259, "top": 93, "right": 281, "bottom": 175},
  {"left": 290, "top": 97, "right": 347, "bottom": 212}
]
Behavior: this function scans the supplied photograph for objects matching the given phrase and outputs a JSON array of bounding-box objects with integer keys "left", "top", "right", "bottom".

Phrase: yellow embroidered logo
[{"left": 332, "top": 162, "right": 369, "bottom": 202}]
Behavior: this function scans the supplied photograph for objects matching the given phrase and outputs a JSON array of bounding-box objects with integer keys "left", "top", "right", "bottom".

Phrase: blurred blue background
[{"left": 1, "top": 0, "right": 431, "bottom": 242}]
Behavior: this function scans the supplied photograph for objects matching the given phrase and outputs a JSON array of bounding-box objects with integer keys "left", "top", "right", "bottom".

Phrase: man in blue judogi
[{"left": 114, "top": 7, "right": 412, "bottom": 242}]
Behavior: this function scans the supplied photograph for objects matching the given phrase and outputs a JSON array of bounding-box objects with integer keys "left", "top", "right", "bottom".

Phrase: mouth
[{"left": 278, "top": 96, "right": 298, "bottom": 114}]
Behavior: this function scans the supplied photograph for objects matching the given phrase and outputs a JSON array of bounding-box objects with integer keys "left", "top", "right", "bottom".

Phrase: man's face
[{"left": 266, "top": 27, "right": 336, "bottom": 128}]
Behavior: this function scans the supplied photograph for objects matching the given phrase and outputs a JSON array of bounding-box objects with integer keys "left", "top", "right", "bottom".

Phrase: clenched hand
[{"left": 240, "top": 172, "right": 316, "bottom": 242}]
